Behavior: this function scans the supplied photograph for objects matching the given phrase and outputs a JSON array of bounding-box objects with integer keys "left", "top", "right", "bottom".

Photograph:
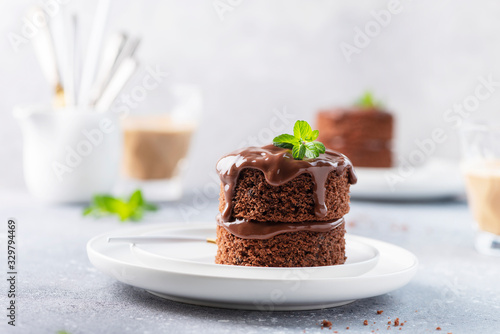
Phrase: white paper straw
[
  {"left": 95, "top": 57, "right": 138, "bottom": 112},
  {"left": 88, "top": 33, "right": 128, "bottom": 106},
  {"left": 72, "top": 15, "right": 81, "bottom": 106},
  {"left": 78, "top": 0, "right": 111, "bottom": 107},
  {"left": 29, "top": 7, "right": 61, "bottom": 94}
]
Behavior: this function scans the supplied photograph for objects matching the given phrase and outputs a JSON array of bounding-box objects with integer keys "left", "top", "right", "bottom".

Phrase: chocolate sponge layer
[
  {"left": 218, "top": 169, "right": 351, "bottom": 223},
  {"left": 215, "top": 222, "right": 346, "bottom": 267}
]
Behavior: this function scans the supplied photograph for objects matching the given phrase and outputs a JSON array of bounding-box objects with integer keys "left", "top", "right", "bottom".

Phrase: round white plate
[
  {"left": 87, "top": 223, "right": 418, "bottom": 311},
  {"left": 351, "top": 158, "right": 465, "bottom": 200},
  {"left": 129, "top": 225, "right": 379, "bottom": 279}
]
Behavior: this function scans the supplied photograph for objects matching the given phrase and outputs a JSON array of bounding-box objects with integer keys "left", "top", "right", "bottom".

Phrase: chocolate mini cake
[
  {"left": 316, "top": 95, "right": 394, "bottom": 168},
  {"left": 215, "top": 144, "right": 357, "bottom": 267}
]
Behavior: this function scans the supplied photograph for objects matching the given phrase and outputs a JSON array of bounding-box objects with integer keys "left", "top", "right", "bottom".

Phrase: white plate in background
[
  {"left": 351, "top": 158, "right": 465, "bottom": 201},
  {"left": 87, "top": 223, "right": 418, "bottom": 311}
]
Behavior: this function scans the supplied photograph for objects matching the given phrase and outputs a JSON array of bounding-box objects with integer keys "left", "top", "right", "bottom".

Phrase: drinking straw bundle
[{"left": 30, "top": 0, "right": 140, "bottom": 112}]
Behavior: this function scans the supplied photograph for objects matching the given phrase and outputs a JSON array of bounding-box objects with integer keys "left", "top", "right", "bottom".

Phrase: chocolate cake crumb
[
  {"left": 364, "top": 320, "right": 369, "bottom": 326},
  {"left": 387, "top": 321, "right": 391, "bottom": 325},
  {"left": 346, "top": 327, "right": 349, "bottom": 330},
  {"left": 401, "top": 323, "right": 404, "bottom": 326},
  {"left": 377, "top": 310, "right": 384, "bottom": 314},
  {"left": 436, "top": 327, "right": 441, "bottom": 331},
  {"left": 321, "top": 320, "right": 332, "bottom": 329},
  {"left": 387, "top": 326, "right": 390, "bottom": 330},
  {"left": 394, "top": 318, "right": 400, "bottom": 326}
]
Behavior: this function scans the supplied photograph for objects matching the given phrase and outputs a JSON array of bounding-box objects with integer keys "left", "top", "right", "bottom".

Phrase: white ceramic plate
[
  {"left": 129, "top": 225, "right": 379, "bottom": 279},
  {"left": 87, "top": 223, "right": 418, "bottom": 311},
  {"left": 351, "top": 158, "right": 465, "bottom": 200}
]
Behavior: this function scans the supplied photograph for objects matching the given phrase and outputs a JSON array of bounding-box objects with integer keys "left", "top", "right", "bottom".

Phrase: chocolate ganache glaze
[
  {"left": 216, "top": 144, "right": 357, "bottom": 222},
  {"left": 216, "top": 214, "right": 344, "bottom": 239}
]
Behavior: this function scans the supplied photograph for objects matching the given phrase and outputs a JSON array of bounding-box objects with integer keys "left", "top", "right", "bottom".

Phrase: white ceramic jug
[{"left": 14, "top": 106, "right": 122, "bottom": 203}]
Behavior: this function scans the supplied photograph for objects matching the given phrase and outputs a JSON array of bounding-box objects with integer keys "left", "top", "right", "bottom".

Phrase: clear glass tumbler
[
  {"left": 460, "top": 121, "right": 500, "bottom": 256},
  {"left": 115, "top": 83, "right": 202, "bottom": 202}
]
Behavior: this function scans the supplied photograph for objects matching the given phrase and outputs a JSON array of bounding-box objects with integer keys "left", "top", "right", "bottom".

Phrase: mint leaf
[
  {"left": 273, "top": 133, "right": 297, "bottom": 144},
  {"left": 293, "top": 120, "right": 312, "bottom": 140},
  {"left": 292, "top": 143, "right": 306, "bottom": 159},
  {"left": 309, "top": 130, "right": 319, "bottom": 141},
  {"left": 128, "top": 189, "right": 144, "bottom": 214},
  {"left": 83, "top": 190, "right": 157, "bottom": 222},
  {"left": 82, "top": 207, "right": 93, "bottom": 216},
  {"left": 312, "top": 141, "right": 326, "bottom": 154},
  {"left": 273, "top": 134, "right": 298, "bottom": 149},
  {"left": 272, "top": 120, "right": 326, "bottom": 160},
  {"left": 274, "top": 142, "right": 294, "bottom": 149},
  {"left": 355, "top": 91, "right": 382, "bottom": 108},
  {"left": 304, "top": 142, "right": 319, "bottom": 158}
]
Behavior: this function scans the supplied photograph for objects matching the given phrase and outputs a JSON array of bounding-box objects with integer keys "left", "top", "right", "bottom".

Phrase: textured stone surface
[{"left": 0, "top": 190, "right": 499, "bottom": 334}]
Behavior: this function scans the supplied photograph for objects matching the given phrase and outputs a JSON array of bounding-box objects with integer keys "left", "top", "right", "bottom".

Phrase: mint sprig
[
  {"left": 273, "top": 120, "right": 326, "bottom": 160},
  {"left": 83, "top": 189, "right": 157, "bottom": 222},
  {"left": 355, "top": 91, "right": 382, "bottom": 108}
]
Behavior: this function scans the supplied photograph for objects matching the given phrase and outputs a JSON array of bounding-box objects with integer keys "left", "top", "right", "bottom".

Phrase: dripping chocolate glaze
[
  {"left": 217, "top": 214, "right": 344, "bottom": 240},
  {"left": 216, "top": 144, "right": 357, "bottom": 222}
]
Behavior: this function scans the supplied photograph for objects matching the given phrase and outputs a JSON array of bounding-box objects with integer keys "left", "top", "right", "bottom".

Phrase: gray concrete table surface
[{"left": 0, "top": 190, "right": 499, "bottom": 334}]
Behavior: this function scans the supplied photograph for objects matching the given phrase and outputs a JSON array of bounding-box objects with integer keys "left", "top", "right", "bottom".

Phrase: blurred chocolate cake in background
[{"left": 316, "top": 92, "right": 394, "bottom": 168}]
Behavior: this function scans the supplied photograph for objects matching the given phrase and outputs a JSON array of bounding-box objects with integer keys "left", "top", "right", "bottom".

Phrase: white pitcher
[{"left": 14, "top": 105, "right": 122, "bottom": 203}]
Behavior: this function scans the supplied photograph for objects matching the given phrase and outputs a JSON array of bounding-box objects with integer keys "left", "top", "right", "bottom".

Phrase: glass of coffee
[
  {"left": 116, "top": 83, "right": 202, "bottom": 201},
  {"left": 460, "top": 122, "right": 500, "bottom": 256}
]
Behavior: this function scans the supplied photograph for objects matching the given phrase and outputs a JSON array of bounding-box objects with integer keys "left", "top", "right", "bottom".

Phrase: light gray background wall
[{"left": 2, "top": 0, "right": 500, "bottom": 191}]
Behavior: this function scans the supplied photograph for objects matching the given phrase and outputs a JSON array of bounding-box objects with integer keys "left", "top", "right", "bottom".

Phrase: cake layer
[
  {"left": 218, "top": 168, "right": 352, "bottom": 223},
  {"left": 216, "top": 145, "right": 356, "bottom": 223},
  {"left": 336, "top": 147, "right": 392, "bottom": 168},
  {"left": 215, "top": 222, "right": 346, "bottom": 267},
  {"left": 323, "top": 137, "right": 391, "bottom": 151},
  {"left": 317, "top": 108, "right": 393, "bottom": 141}
]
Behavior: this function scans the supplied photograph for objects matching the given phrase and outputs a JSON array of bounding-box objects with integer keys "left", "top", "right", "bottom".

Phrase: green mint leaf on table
[
  {"left": 272, "top": 120, "right": 326, "bottom": 160},
  {"left": 83, "top": 189, "right": 157, "bottom": 222},
  {"left": 355, "top": 91, "right": 382, "bottom": 109}
]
